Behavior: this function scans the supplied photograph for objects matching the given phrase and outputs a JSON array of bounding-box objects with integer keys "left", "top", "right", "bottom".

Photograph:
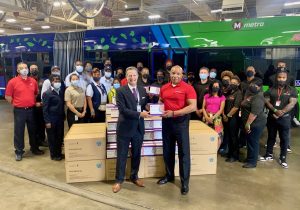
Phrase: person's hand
[
  {"left": 162, "top": 110, "right": 174, "bottom": 118},
  {"left": 90, "top": 109, "right": 95, "bottom": 118},
  {"left": 245, "top": 124, "right": 251, "bottom": 134},
  {"left": 148, "top": 93, "right": 154, "bottom": 99},
  {"left": 36, "top": 102, "right": 42, "bottom": 107},
  {"left": 45, "top": 123, "right": 51, "bottom": 129},
  {"left": 206, "top": 116, "right": 213, "bottom": 124},
  {"left": 275, "top": 110, "right": 284, "bottom": 117},
  {"left": 140, "top": 111, "right": 151, "bottom": 118},
  {"left": 77, "top": 112, "right": 84, "bottom": 118},
  {"left": 195, "top": 109, "right": 203, "bottom": 118},
  {"left": 223, "top": 114, "right": 228, "bottom": 122},
  {"left": 145, "top": 104, "right": 150, "bottom": 111}
]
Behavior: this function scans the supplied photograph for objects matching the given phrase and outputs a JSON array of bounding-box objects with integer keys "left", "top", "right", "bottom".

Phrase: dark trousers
[
  {"left": 116, "top": 132, "right": 143, "bottom": 183},
  {"left": 34, "top": 107, "right": 46, "bottom": 144},
  {"left": 67, "top": 108, "right": 85, "bottom": 128},
  {"left": 224, "top": 116, "right": 240, "bottom": 159},
  {"left": 162, "top": 115, "right": 190, "bottom": 186},
  {"left": 246, "top": 123, "right": 265, "bottom": 165},
  {"left": 46, "top": 120, "right": 64, "bottom": 158},
  {"left": 91, "top": 110, "right": 106, "bottom": 123},
  {"left": 266, "top": 115, "right": 291, "bottom": 159},
  {"left": 13, "top": 107, "right": 38, "bottom": 155}
]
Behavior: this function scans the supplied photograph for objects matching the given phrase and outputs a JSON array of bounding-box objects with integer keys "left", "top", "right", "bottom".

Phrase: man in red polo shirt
[
  {"left": 157, "top": 65, "right": 197, "bottom": 195},
  {"left": 5, "top": 62, "right": 44, "bottom": 161}
]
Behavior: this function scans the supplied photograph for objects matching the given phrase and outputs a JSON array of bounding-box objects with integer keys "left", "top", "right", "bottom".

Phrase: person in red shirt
[
  {"left": 157, "top": 65, "right": 197, "bottom": 195},
  {"left": 5, "top": 62, "right": 44, "bottom": 161}
]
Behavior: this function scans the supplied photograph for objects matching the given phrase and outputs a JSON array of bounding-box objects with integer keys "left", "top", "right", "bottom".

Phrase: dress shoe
[
  {"left": 31, "top": 149, "right": 44, "bottom": 155},
  {"left": 15, "top": 154, "right": 22, "bottom": 161},
  {"left": 112, "top": 183, "right": 122, "bottom": 193},
  {"left": 157, "top": 177, "right": 174, "bottom": 185},
  {"left": 225, "top": 157, "right": 238, "bottom": 163},
  {"left": 181, "top": 185, "right": 189, "bottom": 195},
  {"left": 51, "top": 156, "right": 62, "bottom": 161},
  {"left": 242, "top": 163, "right": 256, "bottom": 168},
  {"left": 131, "top": 179, "right": 144, "bottom": 187}
]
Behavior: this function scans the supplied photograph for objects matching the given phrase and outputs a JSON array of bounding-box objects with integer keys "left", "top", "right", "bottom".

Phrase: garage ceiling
[{"left": 0, "top": 0, "right": 300, "bottom": 35}]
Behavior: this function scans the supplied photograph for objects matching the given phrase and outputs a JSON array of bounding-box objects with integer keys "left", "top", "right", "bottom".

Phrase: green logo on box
[
  {"left": 210, "top": 137, "right": 215, "bottom": 142},
  {"left": 96, "top": 141, "right": 102, "bottom": 146},
  {"left": 209, "top": 158, "right": 214, "bottom": 162},
  {"left": 96, "top": 163, "right": 102, "bottom": 168}
]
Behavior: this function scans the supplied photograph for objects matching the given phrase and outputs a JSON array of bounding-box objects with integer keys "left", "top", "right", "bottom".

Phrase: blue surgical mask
[
  {"left": 76, "top": 66, "right": 83, "bottom": 73},
  {"left": 199, "top": 73, "right": 208, "bottom": 80},
  {"left": 209, "top": 72, "right": 217, "bottom": 79},
  {"left": 113, "top": 83, "right": 120, "bottom": 89},
  {"left": 105, "top": 72, "right": 112, "bottom": 78},
  {"left": 71, "top": 80, "right": 79, "bottom": 87},
  {"left": 53, "top": 82, "right": 61, "bottom": 90},
  {"left": 19, "top": 68, "right": 29, "bottom": 77}
]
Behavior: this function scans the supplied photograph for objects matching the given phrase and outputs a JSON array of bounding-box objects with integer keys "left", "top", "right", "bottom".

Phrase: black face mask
[
  {"left": 166, "top": 66, "right": 172, "bottom": 71},
  {"left": 212, "top": 87, "right": 219, "bottom": 93},
  {"left": 142, "top": 74, "right": 149, "bottom": 79},
  {"left": 31, "top": 70, "right": 38, "bottom": 76},
  {"left": 188, "top": 76, "right": 194, "bottom": 82},
  {"left": 117, "top": 73, "right": 124, "bottom": 79},
  {"left": 93, "top": 77, "right": 100, "bottom": 82},
  {"left": 137, "top": 67, "right": 143, "bottom": 72},
  {"left": 222, "top": 79, "right": 230, "bottom": 87},
  {"left": 277, "top": 80, "right": 286, "bottom": 87},
  {"left": 246, "top": 71, "right": 254, "bottom": 78},
  {"left": 157, "top": 76, "right": 164, "bottom": 82},
  {"left": 249, "top": 85, "right": 259, "bottom": 94},
  {"left": 230, "top": 84, "right": 238, "bottom": 91}
]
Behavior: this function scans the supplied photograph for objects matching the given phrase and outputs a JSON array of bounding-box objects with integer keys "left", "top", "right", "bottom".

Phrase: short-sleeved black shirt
[
  {"left": 224, "top": 89, "right": 242, "bottom": 115},
  {"left": 193, "top": 81, "right": 210, "bottom": 109},
  {"left": 241, "top": 92, "right": 267, "bottom": 126},
  {"left": 264, "top": 85, "right": 297, "bottom": 116},
  {"left": 241, "top": 77, "right": 263, "bottom": 98}
]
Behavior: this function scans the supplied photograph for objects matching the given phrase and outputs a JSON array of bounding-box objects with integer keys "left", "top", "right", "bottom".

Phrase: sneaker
[
  {"left": 279, "top": 158, "right": 288, "bottom": 169},
  {"left": 287, "top": 147, "right": 292, "bottom": 154},
  {"left": 259, "top": 154, "right": 273, "bottom": 161},
  {"left": 293, "top": 117, "right": 300, "bottom": 127},
  {"left": 264, "top": 142, "right": 277, "bottom": 148},
  {"left": 15, "top": 154, "right": 22, "bottom": 161}
]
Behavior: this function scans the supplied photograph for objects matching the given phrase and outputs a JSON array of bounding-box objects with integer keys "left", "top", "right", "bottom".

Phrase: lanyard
[
  {"left": 277, "top": 88, "right": 283, "bottom": 101},
  {"left": 98, "top": 84, "right": 107, "bottom": 96}
]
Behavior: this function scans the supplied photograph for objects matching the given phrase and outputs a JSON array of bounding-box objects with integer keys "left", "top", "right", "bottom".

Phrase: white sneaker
[
  {"left": 259, "top": 154, "right": 273, "bottom": 161},
  {"left": 293, "top": 118, "right": 300, "bottom": 126},
  {"left": 287, "top": 148, "right": 292, "bottom": 153},
  {"left": 279, "top": 159, "right": 288, "bottom": 169}
]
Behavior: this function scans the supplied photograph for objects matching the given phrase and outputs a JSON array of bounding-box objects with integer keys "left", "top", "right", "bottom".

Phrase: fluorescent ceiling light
[
  {"left": 148, "top": 14, "right": 161, "bottom": 19},
  {"left": 0, "top": 10, "right": 4, "bottom": 14},
  {"left": 23, "top": 27, "right": 31, "bottom": 31},
  {"left": 211, "top": 9, "right": 222, "bottom": 13},
  {"left": 0, "top": 29, "right": 5, "bottom": 33},
  {"left": 6, "top": 18, "right": 16, "bottom": 23},
  {"left": 41, "top": 25, "right": 50, "bottom": 29},
  {"left": 284, "top": 1, "right": 300, "bottom": 6},
  {"left": 170, "top": 35, "right": 191, "bottom": 39},
  {"left": 119, "top": 17, "right": 130, "bottom": 22},
  {"left": 125, "top": 4, "right": 128, "bottom": 8},
  {"left": 84, "top": 40, "right": 96, "bottom": 43},
  {"left": 53, "top": 1, "right": 66, "bottom": 7},
  {"left": 224, "top": 18, "right": 232, "bottom": 21}
]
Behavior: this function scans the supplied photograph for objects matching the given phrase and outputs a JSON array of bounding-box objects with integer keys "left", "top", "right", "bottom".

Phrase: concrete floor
[{"left": 0, "top": 100, "right": 299, "bottom": 210}]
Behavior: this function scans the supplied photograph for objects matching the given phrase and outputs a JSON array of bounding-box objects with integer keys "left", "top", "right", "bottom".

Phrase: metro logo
[
  {"left": 233, "top": 21, "right": 264, "bottom": 30},
  {"left": 233, "top": 21, "right": 243, "bottom": 30}
]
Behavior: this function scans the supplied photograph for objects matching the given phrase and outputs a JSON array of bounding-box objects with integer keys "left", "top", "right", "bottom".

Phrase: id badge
[
  {"left": 98, "top": 104, "right": 106, "bottom": 111},
  {"left": 75, "top": 115, "right": 78, "bottom": 121},
  {"left": 137, "top": 105, "right": 141, "bottom": 112},
  {"left": 275, "top": 100, "right": 281, "bottom": 107},
  {"left": 112, "top": 96, "right": 116, "bottom": 105}
]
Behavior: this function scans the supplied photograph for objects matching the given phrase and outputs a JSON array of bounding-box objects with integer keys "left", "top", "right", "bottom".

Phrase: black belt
[{"left": 14, "top": 106, "right": 34, "bottom": 110}]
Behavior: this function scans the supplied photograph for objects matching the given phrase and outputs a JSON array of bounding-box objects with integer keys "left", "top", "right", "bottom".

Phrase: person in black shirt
[
  {"left": 187, "top": 72, "right": 195, "bottom": 86},
  {"left": 137, "top": 67, "right": 151, "bottom": 87},
  {"left": 193, "top": 67, "right": 210, "bottom": 120},
  {"left": 209, "top": 68, "right": 218, "bottom": 84},
  {"left": 240, "top": 79, "right": 267, "bottom": 168},
  {"left": 269, "top": 61, "right": 295, "bottom": 88},
  {"left": 223, "top": 75, "right": 242, "bottom": 162},
  {"left": 241, "top": 66, "right": 263, "bottom": 98},
  {"left": 260, "top": 71, "right": 297, "bottom": 168},
  {"left": 42, "top": 75, "right": 65, "bottom": 161},
  {"left": 151, "top": 69, "right": 166, "bottom": 88}
]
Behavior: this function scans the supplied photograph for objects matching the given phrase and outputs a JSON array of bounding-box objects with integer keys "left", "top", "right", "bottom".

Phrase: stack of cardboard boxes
[{"left": 64, "top": 123, "right": 107, "bottom": 183}]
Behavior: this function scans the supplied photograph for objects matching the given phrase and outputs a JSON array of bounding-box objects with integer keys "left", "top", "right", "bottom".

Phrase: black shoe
[
  {"left": 15, "top": 154, "right": 22, "bottom": 161},
  {"left": 157, "top": 176, "right": 174, "bottom": 185},
  {"left": 32, "top": 149, "right": 44, "bottom": 155},
  {"left": 181, "top": 185, "right": 189, "bottom": 195},
  {"left": 39, "top": 141, "right": 48, "bottom": 147},
  {"left": 225, "top": 157, "right": 238, "bottom": 163},
  {"left": 51, "top": 156, "right": 62, "bottom": 161},
  {"left": 242, "top": 163, "right": 256, "bottom": 168}
]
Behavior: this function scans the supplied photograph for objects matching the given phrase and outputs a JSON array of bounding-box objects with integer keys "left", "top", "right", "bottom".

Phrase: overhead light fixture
[
  {"left": 211, "top": 9, "right": 222, "bottom": 13},
  {"left": 41, "top": 25, "right": 50, "bottom": 29},
  {"left": 6, "top": 18, "right": 16, "bottom": 23},
  {"left": 286, "top": 13, "right": 300, "bottom": 16},
  {"left": 0, "top": 29, "right": 5, "bottom": 33},
  {"left": 119, "top": 17, "right": 130, "bottom": 22},
  {"left": 0, "top": 10, "right": 4, "bottom": 14},
  {"left": 148, "top": 14, "right": 161, "bottom": 19},
  {"left": 224, "top": 18, "right": 232, "bottom": 21},
  {"left": 23, "top": 27, "right": 32, "bottom": 31},
  {"left": 53, "top": 1, "right": 66, "bottom": 7},
  {"left": 170, "top": 35, "right": 191, "bottom": 39},
  {"left": 125, "top": 4, "right": 128, "bottom": 8},
  {"left": 284, "top": 1, "right": 300, "bottom": 6}
]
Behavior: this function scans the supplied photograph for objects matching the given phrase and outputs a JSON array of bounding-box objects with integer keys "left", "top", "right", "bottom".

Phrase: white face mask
[
  {"left": 105, "top": 72, "right": 111, "bottom": 78},
  {"left": 52, "top": 71, "right": 60, "bottom": 76},
  {"left": 71, "top": 80, "right": 79, "bottom": 87},
  {"left": 53, "top": 82, "right": 61, "bottom": 90},
  {"left": 19, "top": 68, "right": 29, "bottom": 77},
  {"left": 76, "top": 66, "right": 83, "bottom": 73}
]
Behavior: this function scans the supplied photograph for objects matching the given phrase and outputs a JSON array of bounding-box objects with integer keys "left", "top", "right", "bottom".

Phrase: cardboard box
[
  {"left": 153, "top": 119, "right": 162, "bottom": 129},
  {"left": 142, "top": 146, "right": 163, "bottom": 156},
  {"left": 142, "top": 140, "right": 163, "bottom": 147},
  {"left": 106, "top": 117, "right": 118, "bottom": 131},
  {"left": 68, "top": 124, "right": 106, "bottom": 134},
  {"left": 106, "top": 148, "right": 131, "bottom": 159},
  {"left": 65, "top": 159, "right": 106, "bottom": 183},
  {"left": 175, "top": 154, "right": 217, "bottom": 176},
  {"left": 107, "top": 131, "right": 117, "bottom": 143},
  {"left": 189, "top": 129, "right": 218, "bottom": 155},
  {"left": 189, "top": 120, "right": 214, "bottom": 130},
  {"left": 149, "top": 104, "right": 164, "bottom": 115},
  {"left": 153, "top": 129, "right": 162, "bottom": 140},
  {"left": 106, "top": 104, "right": 117, "bottom": 115},
  {"left": 149, "top": 86, "right": 160, "bottom": 95},
  {"left": 144, "top": 116, "right": 162, "bottom": 129},
  {"left": 144, "top": 130, "right": 154, "bottom": 141},
  {"left": 111, "top": 108, "right": 119, "bottom": 118},
  {"left": 64, "top": 133, "right": 106, "bottom": 161},
  {"left": 106, "top": 157, "right": 145, "bottom": 181},
  {"left": 144, "top": 156, "right": 166, "bottom": 178}
]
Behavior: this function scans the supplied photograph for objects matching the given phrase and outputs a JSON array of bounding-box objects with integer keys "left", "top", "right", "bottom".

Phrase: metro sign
[{"left": 233, "top": 21, "right": 243, "bottom": 30}]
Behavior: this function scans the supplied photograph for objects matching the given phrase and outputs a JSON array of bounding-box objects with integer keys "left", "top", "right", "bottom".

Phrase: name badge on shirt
[
  {"left": 275, "top": 100, "right": 281, "bottom": 107},
  {"left": 137, "top": 105, "right": 141, "bottom": 112},
  {"left": 99, "top": 104, "right": 106, "bottom": 111},
  {"left": 75, "top": 115, "right": 78, "bottom": 121}
]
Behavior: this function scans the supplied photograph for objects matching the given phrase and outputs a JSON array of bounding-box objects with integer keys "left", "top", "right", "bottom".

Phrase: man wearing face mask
[
  {"left": 187, "top": 72, "right": 195, "bottom": 86},
  {"left": 42, "top": 75, "right": 65, "bottom": 161},
  {"left": 193, "top": 67, "right": 210, "bottom": 119},
  {"left": 151, "top": 70, "right": 166, "bottom": 88},
  {"left": 241, "top": 66, "right": 263, "bottom": 98},
  {"left": 5, "top": 62, "right": 44, "bottom": 161},
  {"left": 137, "top": 67, "right": 151, "bottom": 87},
  {"left": 209, "top": 68, "right": 218, "bottom": 83},
  {"left": 86, "top": 68, "right": 107, "bottom": 123},
  {"left": 83, "top": 61, "right": 93, "bottom": 84},
  {"left": 269, "top": 61, "right": 295, "bottom": 88},
  {"left": 260, "top": 71, "right": 297, "bottom": 168},
  {"left": 136, "top": 62, "right": 144, "bottom": 73},
  {"left": 41, "top": 66, "right": 64, "bottom": 98},
  {"left": 100, "top": 65, "right": 114, "bottom": 93},
  {"left": 30, "top": 64, "right": 47, "bottom": 147},
  {"left": 115, "top": 67, "right": 125, "bottom": 80},
  {"left": 65, "top": 60, "right": 88, "bottom": 91}
]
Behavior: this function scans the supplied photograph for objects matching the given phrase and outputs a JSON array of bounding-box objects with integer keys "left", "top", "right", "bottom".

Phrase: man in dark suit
[{"left": 112, "top": 66, "right": 150, "bottom": 193}]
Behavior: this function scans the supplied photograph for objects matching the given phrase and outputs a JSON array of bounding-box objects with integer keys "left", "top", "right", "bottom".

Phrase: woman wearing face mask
[
  {"left": 137, "top": 67, "right": 151, "bottom": 87},
  {"left": 220, "top": 70, "right": 234, "bottom": 97},
  {"left": 108, "top": 78, "right": 121, "bottom": 104},
  {"left": 240, "top": 80, "right": 266, "bottom": 168},
  {"left": 42, "top": 75, "right": 65, "bottom": 161},
  {"left": 222, "top": 75, "right": 243, "bottom": 162},
  {"left": 202, "top": 81, "right": 226, "bottom": 148},
  {"left": 65, "top": 60, "right": 88, "bottom": 91},
  {"left": 65, "top": 74, "right": 87, "bottom": 128}
]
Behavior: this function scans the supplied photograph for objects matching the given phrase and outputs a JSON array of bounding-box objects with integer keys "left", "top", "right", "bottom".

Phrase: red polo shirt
[
  {"left": 121, "top": 78, "right": 128, "bottom": 86},
  {"left": 160, "top": 80, "right": 197, "bottom": 111},
  {"left": 5, "top": 76, "right": 38, "bottom": 107}
]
